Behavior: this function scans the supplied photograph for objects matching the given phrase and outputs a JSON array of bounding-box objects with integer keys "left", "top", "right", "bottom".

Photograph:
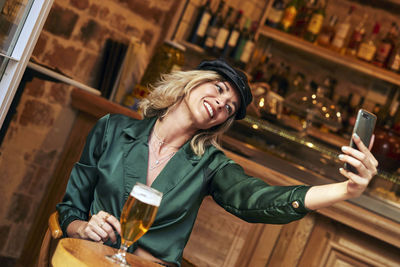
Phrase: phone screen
[{"left": 344, "top": 109, "right": 377, "bottom": 173}]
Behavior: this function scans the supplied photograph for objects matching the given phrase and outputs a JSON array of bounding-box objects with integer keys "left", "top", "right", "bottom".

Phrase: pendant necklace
[{"left": 148, "top": 127, "right": 178, "bottom": 170}]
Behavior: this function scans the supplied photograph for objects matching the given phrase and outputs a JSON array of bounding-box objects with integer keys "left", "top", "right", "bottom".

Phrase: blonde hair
[{"left": 139, "top": 70, "right": 235, "bottom": 156}]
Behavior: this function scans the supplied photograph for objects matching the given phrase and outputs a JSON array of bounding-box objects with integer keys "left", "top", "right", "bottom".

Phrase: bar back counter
[{"left": 28, "top": 88, "right": 400, "bottom": 267}]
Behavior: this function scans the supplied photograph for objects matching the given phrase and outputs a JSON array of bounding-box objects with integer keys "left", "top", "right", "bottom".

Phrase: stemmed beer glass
[{"left": 106, "top": 182, "right": 163, "bottom": 266}]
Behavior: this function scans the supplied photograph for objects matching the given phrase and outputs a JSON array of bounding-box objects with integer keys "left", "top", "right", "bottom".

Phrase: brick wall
[{"left": 0, "top": 0, "right": 181, "bottom": 265}]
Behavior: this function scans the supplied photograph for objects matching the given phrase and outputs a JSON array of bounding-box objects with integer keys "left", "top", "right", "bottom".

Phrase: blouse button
[{"left": 292, "top": 201, "right": 300, "bottom": 209}]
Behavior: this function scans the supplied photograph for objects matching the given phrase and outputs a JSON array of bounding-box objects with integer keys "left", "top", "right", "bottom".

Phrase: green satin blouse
[{"left": 56, "top": 114, "right": 311, "bottom": 266}]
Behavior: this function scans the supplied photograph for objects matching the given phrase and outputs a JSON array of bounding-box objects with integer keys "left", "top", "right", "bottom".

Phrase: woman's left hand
[{"left": 338, "top": 133, "right": 379, "bottom": 198}]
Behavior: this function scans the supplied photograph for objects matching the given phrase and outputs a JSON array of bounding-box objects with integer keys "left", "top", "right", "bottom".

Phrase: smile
[{"left": 204, "top": 101, "right": 214, "bottom": 118}]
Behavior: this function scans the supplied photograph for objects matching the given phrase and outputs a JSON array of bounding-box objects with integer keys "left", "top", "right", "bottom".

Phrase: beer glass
[{"left": 106, "top": 182, "right": 163, "bottom": 266}]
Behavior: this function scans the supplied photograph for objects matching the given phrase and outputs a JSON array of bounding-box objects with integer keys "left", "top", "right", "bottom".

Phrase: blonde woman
[{"left": 57, "top": 59, "right": 378, "bottom": 267}]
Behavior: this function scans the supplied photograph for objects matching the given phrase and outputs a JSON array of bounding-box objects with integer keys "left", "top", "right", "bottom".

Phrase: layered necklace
[{"left": 148, "top": 126, "right": 179, "bottom": 171}]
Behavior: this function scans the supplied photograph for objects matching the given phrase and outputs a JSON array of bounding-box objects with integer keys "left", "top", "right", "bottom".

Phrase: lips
[{"left": 204, "top": 101, "right": 214, "bottom": 118}]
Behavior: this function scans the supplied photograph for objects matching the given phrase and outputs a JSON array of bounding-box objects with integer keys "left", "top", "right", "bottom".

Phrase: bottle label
[
  {"left": 375, "top": 43, "right": 392, "bottom": 63},
  {"left": 196, "top": 13, "right": 212, "bottom": 37},
  {"left": 390, "top": 54, "right": 400, "bottom": 71},
  {"left": 307, "top": 14, "right": 324, "bottom": 34},
  {"left": 332, "top": 23, "right": 350, "bottom": 48},
  {"left": 317, "top": 33, "right": 331, "bottom": 46},
  {"left": 281, "top": 6, "right": 297, "bottom": 29},
  {"left": 357, "top": 43, "right": 376, "bottom": 61},
  {"left": 204, "top": 26, "right": 218, "bottom": 47},
  {"left": 227, "top": 30, "right": 240, "bottom": 47},
  {"left": 240, "top": 41, "right": 255, "bottom": 63},
  {"left": 267, "top": 8, "right": 283, "bottom": 24},
  {"left": 215, "top": 28, "right": 230, "bottom": 49}
]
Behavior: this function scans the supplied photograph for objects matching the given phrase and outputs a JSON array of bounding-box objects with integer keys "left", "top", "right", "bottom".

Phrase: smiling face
[{"left": 184, "top": 80, "right": 241, "bottom": 130}]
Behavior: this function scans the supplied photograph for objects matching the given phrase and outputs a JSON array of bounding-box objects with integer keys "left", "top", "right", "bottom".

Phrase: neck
[{"left": 154, "top": 108, "right": 196, "bottom": 149}]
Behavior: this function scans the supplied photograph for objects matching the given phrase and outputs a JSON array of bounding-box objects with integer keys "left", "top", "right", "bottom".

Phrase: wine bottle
[
  {"left": 238, "top": 21, "right": 258, "bottom": 69},
  {"left": 232, "top": 18, "right": 251, "bottom": 63},
  {"left": 223, "top": 10, "right": 243, "bottom": 58},
  {"left": 331, "top": 5, "right": 355, "bottom": 53},
  {"left": 265, "top": 0, "right": 286, "bottom": 28},
  {"left": 316, "top": 15, "right": 338, "bottom": 47},
  {"left": 203, "top": 1, "right": 225, "bottom": 52},
  {"left": 357, "top": 22, "right": 380, "bottom": 62},
  {"left": 279, "top": 0, "right": 300, "bottom": 32},
  {"left": 346, "top": 14, "right": 368, "bottom": 56},
  {"left": 213, "top": 6, "right": 233, "bottom": 55},
  {"left": 291, "top": 0, "right": 316, "bottom": 37},
  {"left": 187, "top": 0, "right": 213, "bottom": 46},
  {"left": 304, "top": 0, "right": 326, "bottom": 43},
  {"left": 373, "top": 22, "right": 399, "bottom": 68}
]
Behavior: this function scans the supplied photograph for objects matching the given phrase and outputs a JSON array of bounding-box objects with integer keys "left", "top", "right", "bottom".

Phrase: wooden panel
[
  {"left": 267, "top": 214, "right": 316, "bottom": 267},
  {"left": 183, "top": 197, "right": 253, "bottom": 267}
]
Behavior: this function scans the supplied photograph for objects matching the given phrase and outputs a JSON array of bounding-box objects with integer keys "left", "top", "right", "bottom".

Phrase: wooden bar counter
[{"left": 25, "top": 88, "right": 399, "bottom": 267}]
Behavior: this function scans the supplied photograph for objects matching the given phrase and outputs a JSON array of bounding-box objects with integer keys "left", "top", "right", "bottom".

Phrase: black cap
[{"left": 197, "top": 59, "right": 252, "bottom": 120}]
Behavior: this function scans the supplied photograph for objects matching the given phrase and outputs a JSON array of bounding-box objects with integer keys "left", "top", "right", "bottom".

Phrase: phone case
[{"left": 344, "top": 109, "right": 377, "bottom": 174}]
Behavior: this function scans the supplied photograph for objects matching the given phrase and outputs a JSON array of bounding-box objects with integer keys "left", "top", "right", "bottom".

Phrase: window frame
[{"left": 0, "top": 0, "right": 54, "bottom": 129}]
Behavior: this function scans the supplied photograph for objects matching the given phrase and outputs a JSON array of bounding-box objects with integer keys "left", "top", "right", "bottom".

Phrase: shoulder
[{"left": 203, "top": 145, "right": 235, "bottom": 171}]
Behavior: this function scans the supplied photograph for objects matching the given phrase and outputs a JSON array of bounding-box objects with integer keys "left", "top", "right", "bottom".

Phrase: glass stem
[{"left": 117, "top": 242, "right": 129, "bottom": 259}]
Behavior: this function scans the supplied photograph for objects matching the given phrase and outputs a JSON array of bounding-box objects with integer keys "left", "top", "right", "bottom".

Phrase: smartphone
[{"left": 344, "top": 109, "right": 377, "bottom": 174}]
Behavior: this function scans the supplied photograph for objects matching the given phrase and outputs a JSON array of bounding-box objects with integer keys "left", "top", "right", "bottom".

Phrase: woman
[{"left": 57, "top": 59, "right": 378, "bottom": 267}]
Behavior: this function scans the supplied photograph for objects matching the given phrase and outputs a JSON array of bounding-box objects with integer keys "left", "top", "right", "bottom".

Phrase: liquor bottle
[
  {"left": 265, "top": 0, "right": 285, "bottom": 28},
  {"left": 232, "top": 18, "right": 251, "bottom": 63},
  {"left": 304, "top": 0, "right": 326, "bottom": 43},
  {"left": 357, "top": 22, "right": 380, "bottom": 62},
  {"left": 187, "top": 0, "right": 213, "bottom": 46},
  {"left": 373, "top": 22, "right": 398, "bottom": 68},
  {"left": 203, "top": 1, "right": 225, "bottom": 52},
  {"left": 291, "top": 0, "right": 314, "bottom": 37},
  {"left": 331, "top": 5, "right": 355, "bottom": 53},
  {"left": 279, "top": 0, "right": 300, "bottom": 32},
  {"left": 316, "top": 15, "right": 338, "bottom": 47},
  {"left": 213, "top": 6, "right": 233, "bottom": 55},
  {"left": 223, "top": 10, "right": 243, "bottom": 58},
  {"left": 387, "top": 39, "right": 400, "bottom": 72},
  {"left": 238, "top": 21, "right": 258, "bottom": 69},
  {"left": 346, "top": 14, "right": 368, "bottom": 56}
]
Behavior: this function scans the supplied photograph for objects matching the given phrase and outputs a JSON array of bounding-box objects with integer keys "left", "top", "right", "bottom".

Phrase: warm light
[
  {"left": 322, "top": 106, "right": 327, "bottom": 112},
  {"left": 302, "top": 96, "right": 307, "bottom": 101},
  {"left": 311, "top": 94, "right": 316, "bottom": 99},
  {"left": 330, "top": 105, "right": 335, "bottom": 109},
  {"left": 336, "top": 112, "right": 341, "bottom": 118},
  {"left": 306, "top": 142, "right": 314, "bottom": 148},
  {"left": 252, "top": 124, "right": 259, "bottom": 129},
  {"left": 259, "top": 98, "right": 265, "bottom": 107},
  {"left": 312, "top": 100, "right": 317, "bottom": 104},
  {"left": 325, "top": 113, "right": 330, "bottom": 118}
]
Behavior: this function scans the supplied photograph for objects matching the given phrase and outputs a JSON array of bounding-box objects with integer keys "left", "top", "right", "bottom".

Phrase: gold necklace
[{"left": 152, "top": 124, "right": 180, "bottom": 148}]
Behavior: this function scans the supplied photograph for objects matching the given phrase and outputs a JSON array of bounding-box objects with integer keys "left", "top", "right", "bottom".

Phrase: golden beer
[{"left": 120, "top": 184, "right": 162, "bottom": 246}]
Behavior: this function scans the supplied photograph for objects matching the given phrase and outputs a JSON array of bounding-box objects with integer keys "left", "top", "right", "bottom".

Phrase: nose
[{"left": 215, "top": 98, "right": 226, "bottom": 109}]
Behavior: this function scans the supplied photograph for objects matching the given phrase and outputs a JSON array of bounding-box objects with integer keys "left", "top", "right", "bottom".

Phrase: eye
[
  {"left": 216, "top": 84, "right": 223, "bottom": 93},
  {"left": 225, "top": 104, "right": 232, "bottom": 114}
]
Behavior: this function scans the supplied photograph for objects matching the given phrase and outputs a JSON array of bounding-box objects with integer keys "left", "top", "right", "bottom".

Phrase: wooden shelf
[{"left": 258, "top": 25, "right": 400, "bottom": 87}]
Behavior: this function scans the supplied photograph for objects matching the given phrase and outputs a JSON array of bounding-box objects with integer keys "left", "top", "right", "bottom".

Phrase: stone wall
[{"left": 0, "top": 0, "right": 182, "bottom": 265}]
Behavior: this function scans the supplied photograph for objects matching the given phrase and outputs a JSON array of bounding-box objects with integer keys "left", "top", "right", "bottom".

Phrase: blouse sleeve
[
  {"left": 56, "top": 114, "right": 110, "bottom": 235},
  {"left": 209, "top": 162, "right": 312, "bottom": 224}
]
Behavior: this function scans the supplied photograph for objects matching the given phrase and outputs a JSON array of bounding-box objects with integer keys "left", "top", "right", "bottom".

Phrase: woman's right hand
[{"left": 67, "top": 211, "right": 121, "bottom": 244}]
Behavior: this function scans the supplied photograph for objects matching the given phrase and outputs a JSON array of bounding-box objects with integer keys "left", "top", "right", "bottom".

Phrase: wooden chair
[{"left": 37, "top": 211, "right": 63, "bottom": 267}]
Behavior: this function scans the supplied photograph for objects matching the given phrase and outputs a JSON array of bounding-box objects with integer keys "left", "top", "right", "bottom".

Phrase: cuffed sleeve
[
  {"left": 56, "top": 114, "right": 110, "bottom": 235},
  {"left": 210, "top": 163, "right": 312, "bottom": 224}
]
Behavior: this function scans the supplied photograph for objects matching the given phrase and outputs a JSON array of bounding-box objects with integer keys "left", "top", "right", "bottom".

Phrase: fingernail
[
  {"left": 338, "top": 154, "right": 344, "bottom": 160},
  {"left": 341, "top": 146, "right": 348, "bottom": 152},
  {"left": 339, "top": 167, "right": 344, "bottom": 172},
  {"left": 353, "top": 133, "right": 359, "bottom": 139}
]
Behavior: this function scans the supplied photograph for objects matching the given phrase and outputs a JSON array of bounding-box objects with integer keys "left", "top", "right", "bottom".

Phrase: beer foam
[{"left": 130, "top": 184, "right": 163, "bottom": 206}]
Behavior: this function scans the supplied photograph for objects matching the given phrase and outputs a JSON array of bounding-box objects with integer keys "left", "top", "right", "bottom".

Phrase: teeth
[{"left": 204, "top": 102, "right": 213, "bottom": 118}]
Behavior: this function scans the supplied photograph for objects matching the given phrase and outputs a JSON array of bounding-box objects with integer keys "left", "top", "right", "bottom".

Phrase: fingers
[
  {"left": 351, "top": 134, "right": 379, "bottom": 167},
  {"left": 83, "top": 211, "right": 119, "bottom": 244}
]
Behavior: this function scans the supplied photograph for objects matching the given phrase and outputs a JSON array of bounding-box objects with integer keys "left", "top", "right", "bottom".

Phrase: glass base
[{"left": 105, "top": 254, "right": 131, "bottom": 267}]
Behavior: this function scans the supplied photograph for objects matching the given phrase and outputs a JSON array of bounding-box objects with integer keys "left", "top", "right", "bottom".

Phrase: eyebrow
[{"left": 221, "top": 81, "right": 238, "bottom": 112}]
